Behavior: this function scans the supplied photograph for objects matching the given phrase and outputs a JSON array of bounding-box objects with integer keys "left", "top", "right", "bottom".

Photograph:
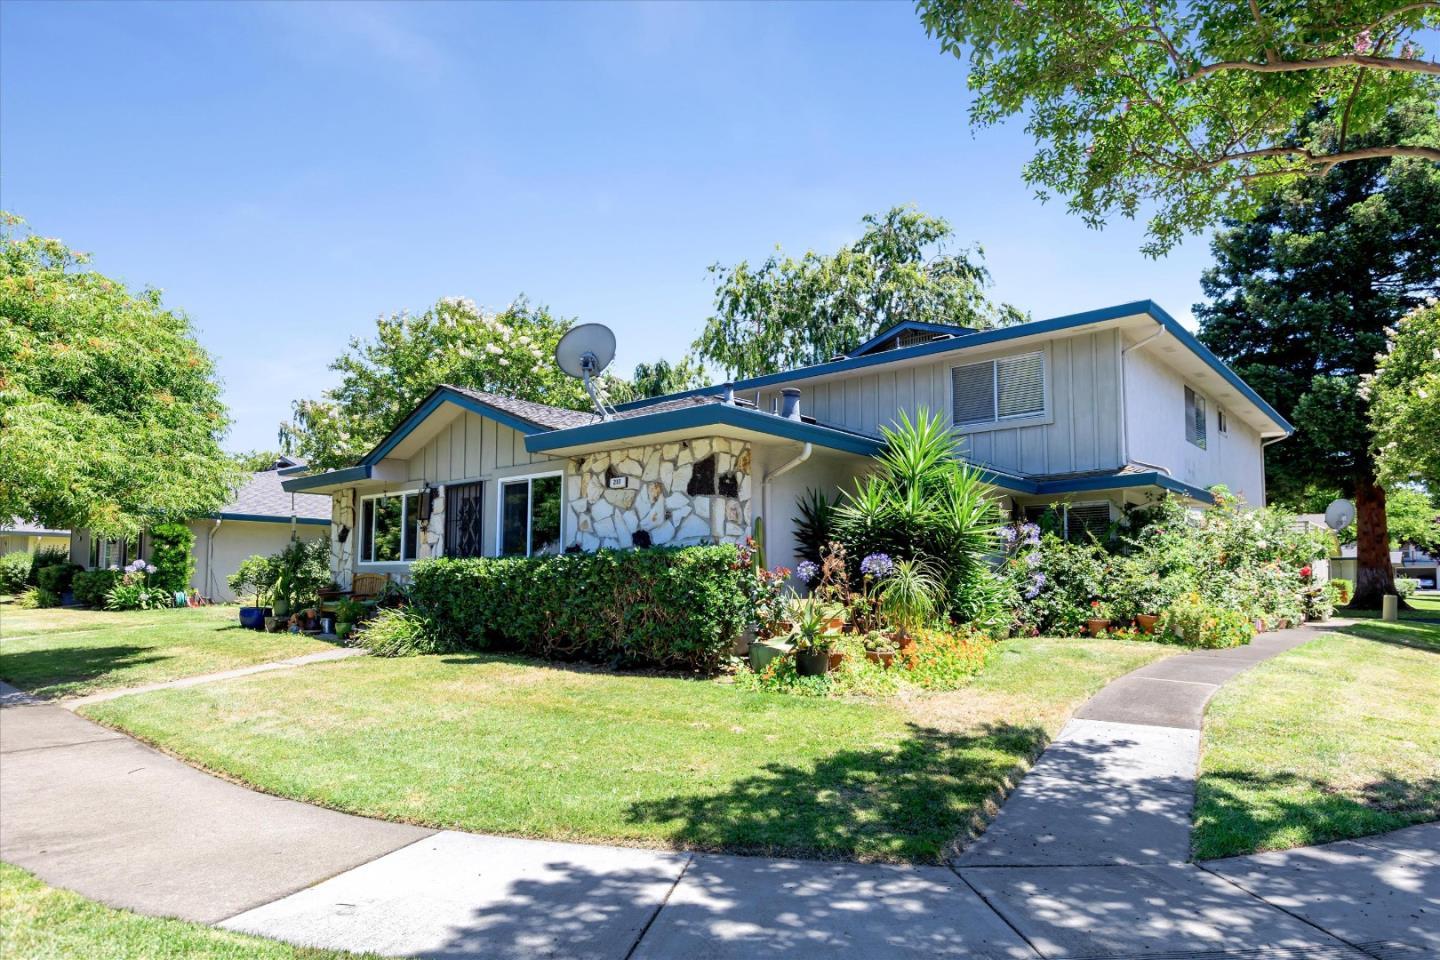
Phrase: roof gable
[{"left": 848, "top": 320, "right": 975, "bottom": 357}]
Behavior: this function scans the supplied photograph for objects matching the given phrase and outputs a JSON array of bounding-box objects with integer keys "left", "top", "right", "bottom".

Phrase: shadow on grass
[
  {"left": 1329, "top": 620, "right": 1440, "bottom": 654},
  {"left": 0, "top": 645, "right": 169, "bottom": 697},
  {"left": 1194, "top": 768, "right": 1440, "bottom": 861},
  {"left": 622, "top": 721, "right": 1045, "bottom": 862}
]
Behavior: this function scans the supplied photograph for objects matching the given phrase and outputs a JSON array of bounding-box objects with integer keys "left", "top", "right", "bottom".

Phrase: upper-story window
[
  {"left": 1217, "top": 408, "right": 1228, "bottom": 434},
  {"left": 951, "top": 351, "right": 1046, "bottom": 427},
  {"left": 360, "top": 491, "right": 420, "bottom": 563},
  {"left": 1185, "top": 386, "right": 1207, "bottom": 449}
]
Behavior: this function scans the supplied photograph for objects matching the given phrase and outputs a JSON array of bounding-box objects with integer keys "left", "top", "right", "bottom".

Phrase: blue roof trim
[
  {"left": 1034, "top": 471, "right": 1216, "bottom": 504},
  {"left": 849, "top": 320, "right": 975, "bottom": 357},
  {"left": 612, "top": 300, "right": 1292, "bottom": 435},
  {"left": 524, "top": 404, "right": 885, "bottom": 457},
  {"left": 614, "top": 300, "right": 1159, "bottom": 412},
  {"left": 363, "top": 387, "right": 545, "bottom": 466},
  {"left": 215, "top": 512, "right": 332, "bottom": 526},
  {"left": 281, "top": 465, "right": 372, "bottom": 492}
]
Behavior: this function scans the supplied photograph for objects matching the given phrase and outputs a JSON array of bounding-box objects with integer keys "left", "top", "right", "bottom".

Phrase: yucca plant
[{"left": 878, "top": 558, "right": 940, "bottom": 637}]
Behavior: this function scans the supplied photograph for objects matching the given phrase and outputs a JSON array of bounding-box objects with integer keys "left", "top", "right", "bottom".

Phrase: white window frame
[
  {"left": 496, "top": 471, "right": 565, "bottom": 558},
  {"left": 358, "top": 489, "right": 422, "bottom": 565},
  {"left": 948, "top": 347, "right": 1051, "bottom": 433}
]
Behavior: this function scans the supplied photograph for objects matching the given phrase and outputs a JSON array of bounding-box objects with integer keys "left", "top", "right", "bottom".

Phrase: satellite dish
[
  {"left": 1325, "top": 498, "right": 1355, "bottom": 531},
  {"left": 555, "top": 323, "right": 617, "bottom": 420}
]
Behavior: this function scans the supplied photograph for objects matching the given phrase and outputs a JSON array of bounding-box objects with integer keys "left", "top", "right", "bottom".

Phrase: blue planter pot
[{"left": 238, "top": 606, "right": 270, "bottom": 630}]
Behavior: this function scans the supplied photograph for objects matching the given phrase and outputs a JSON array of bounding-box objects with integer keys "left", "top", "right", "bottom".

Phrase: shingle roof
[
  {"left": 220, "top": 470, "right": 332, "bottom": 522},
  {"left": 443, "top": 385, "right": 601, "bottom": 430}
]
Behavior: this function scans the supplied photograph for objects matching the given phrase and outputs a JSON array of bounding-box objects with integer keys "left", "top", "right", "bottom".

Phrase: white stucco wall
[
  {"left": 189, "top": 520, "right": 328, "bottom": 603},
  {"left": 1124, "top": 347, "right": 1266, "bottom": 503}
]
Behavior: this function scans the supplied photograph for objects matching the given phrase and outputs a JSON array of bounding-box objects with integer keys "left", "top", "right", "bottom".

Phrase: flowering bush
[
  {"left": 1160, "top": 594, "right": 1254, "bottom": 649},
  {"left": 104, "top": 559, "right": 173, "bottom": 611}
]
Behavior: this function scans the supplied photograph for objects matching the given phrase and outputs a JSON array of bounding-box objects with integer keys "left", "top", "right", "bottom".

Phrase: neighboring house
[
  {"left": 283, "top": 300, "right": 1292, "bottom": 585},
  {"left": 0, "top": 519, "right": 70, "bottom": 556},
  {"left": 70, "top": 456, "right": 332, "bottom": 602},
  {"left": 1332, "top": 541, "right": 1438, "bottom": 590}
]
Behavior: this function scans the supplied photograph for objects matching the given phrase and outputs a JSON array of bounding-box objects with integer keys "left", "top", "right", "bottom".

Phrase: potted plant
[
  {"left": 790, "top": 596, "right": 838, "bottom": 676},
  {"left": 1085, "top": 599, "right": 1112, "bottom": 636},
  {"left": 863, "top": 631, "right": 896, "bottom": 668},
  {"left": 334, "top": 598, "right": 367, "bottom": 643},
  {"left": 227, "top": 555, "right": 276, "bottom": 630},
  {"left": 878, "top": 559, "right": 938, "bottom": 653}
]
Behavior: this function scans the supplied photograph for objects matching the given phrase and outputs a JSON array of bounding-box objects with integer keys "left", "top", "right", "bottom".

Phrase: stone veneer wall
[{"left": 569, "top": 437, "right": 752, "bottom": 551}]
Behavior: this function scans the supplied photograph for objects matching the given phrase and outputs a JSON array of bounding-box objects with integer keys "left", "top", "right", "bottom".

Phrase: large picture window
[
  {"left": 952, "top": 351, "right": 1046, "bottom": 427},
  {"left": 499, "top": 474, "right": 563, "bottom": 557},
  {"left": 360, "top": 491, "right": 420, "bottom": 563}
]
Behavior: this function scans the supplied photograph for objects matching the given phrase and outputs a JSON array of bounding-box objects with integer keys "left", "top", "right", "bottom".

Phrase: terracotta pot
[
  {"left": 827, "top": 650, "right": 845, "bottom": 671},
  {"left": 866, "top": 650, "right": 896, "bottom": 668},
  {"left": 894, "top": 631, "right": 917, "bottom": 653},
  {"left": 825, "top": 617, "right": 845, "bottom": 633},
  {"left": 1136, "top": 614, "right": 1160, "bottom": 634},
  {"left": 1086, "top": 618, "right": 1111, "bottom": 637}
]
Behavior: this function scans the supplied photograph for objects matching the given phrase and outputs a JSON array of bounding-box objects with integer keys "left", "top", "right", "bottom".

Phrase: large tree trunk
[{"left": 1347, "top": 477, "right": 1400, "bottom": 610}]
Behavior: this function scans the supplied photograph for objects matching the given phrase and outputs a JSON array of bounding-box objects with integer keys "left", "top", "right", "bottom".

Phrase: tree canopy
[
  {"left": 280, "top": 297, "right": 626, "bottom": 469},
  {"left": 1194, "top": 102, "right": 1439, "bottom": 605},
  {"left": 0, "top": 214, "right": 236, "bottom": 539},
  {"left": 917, "top": 0, "right": 1440, "bottom": 254},
  {"left": 631, "top": 357, "right": 710, "bottom": 399},
  {"left": 1367, "top": 300, "right": 1440, "bottom": 490},
  {"left": 692, "top": 206, "right": 1024, "bottom": 380}
]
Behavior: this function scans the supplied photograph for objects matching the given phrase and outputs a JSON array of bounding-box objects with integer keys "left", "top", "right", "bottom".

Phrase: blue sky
[{"left": 2, "top": 1, "right": 1218, "bottom": 452}]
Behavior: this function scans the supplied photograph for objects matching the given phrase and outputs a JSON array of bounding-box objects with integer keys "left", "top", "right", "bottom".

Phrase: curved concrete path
[{"left": 2, "top": 624, "right": 1436, "bottom": 959}]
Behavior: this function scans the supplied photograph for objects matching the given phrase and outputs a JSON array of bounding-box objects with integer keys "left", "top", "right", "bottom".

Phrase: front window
[
  {"left": 952, "top": 351, "right": 1046, "bottom": 426},
  {"left": 360, "top": 492, "right": 420, "bottom": 563},
  {"left": 499, "top": 474, "right": 563, "bottom": 557}
]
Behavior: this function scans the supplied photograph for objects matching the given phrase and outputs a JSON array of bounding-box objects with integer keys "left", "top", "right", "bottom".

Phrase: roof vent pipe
[
  {"left": 721, "top": 382, "right": 735, "bottom": 405},
  {"left": 780, "top": 387, "right": 802, "bottom": 421}
]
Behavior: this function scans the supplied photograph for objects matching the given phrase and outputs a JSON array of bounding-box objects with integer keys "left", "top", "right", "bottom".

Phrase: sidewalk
[{"left": 2, "top": 624, "right": 1435, "bottom": 958}]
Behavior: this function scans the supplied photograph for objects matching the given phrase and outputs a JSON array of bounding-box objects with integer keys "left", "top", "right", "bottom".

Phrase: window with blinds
[
  {"left": 1065, "top": 502, "right": 1113, "bottom": 542},
  {"left": 951, "top": 351, "right": 1046, "bottom": 426},
  {"left": 1185, "top": 386, "right": 1207, "bottom": 449}
]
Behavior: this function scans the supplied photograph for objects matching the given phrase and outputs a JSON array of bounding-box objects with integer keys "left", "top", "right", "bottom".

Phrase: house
[
  {"left": 70, "top": 456, "right": 332, "bottom": 601},
  {"left": 1, "top": 519, "right": 70, "bottom": 557},
  {"left": 1332, "top": 542, "right": 1438, "bottom": 591},
  {"left": 282, "top": 300, "right": 1292, "bottom": 585}
]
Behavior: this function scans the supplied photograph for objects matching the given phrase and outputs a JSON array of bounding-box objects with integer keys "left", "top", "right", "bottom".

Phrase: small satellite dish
[
  {"left": 555, "top": 323, "right": 618, "bottom": 420},
  {"left": 1325, "top": 498, "right": 1355, "bottom": 531}
]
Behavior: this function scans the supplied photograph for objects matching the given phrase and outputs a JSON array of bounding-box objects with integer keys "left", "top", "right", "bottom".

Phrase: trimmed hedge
[
  {"left": 408, "top": 545, "right": 751, "bottom": 672},
  {"left": 73, "top": 568, "right": 122, "bottom": 608}
]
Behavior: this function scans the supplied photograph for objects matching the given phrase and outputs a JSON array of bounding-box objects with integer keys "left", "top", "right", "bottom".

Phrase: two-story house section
[{"left": 283, "top": 300, "right": 1291, "bottom": 587}]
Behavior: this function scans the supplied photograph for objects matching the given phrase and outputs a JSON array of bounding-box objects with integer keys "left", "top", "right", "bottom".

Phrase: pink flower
[{"left": 1354, "top": 30, "right": 1373, "bottom": 54}]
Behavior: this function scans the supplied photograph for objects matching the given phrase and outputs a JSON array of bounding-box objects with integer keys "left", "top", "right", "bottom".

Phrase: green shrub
[
  {"left": 1395, "top": 577, "right": 1419, "bottom": 598},
  {"left": 36, "top": 562, "right": 82, "bottom": 595},
  {"left": 73, "top": 568, "right": 122, "bottom": 608},
  {"left": 354, "top": 607, "right": 447, "bottom": 657},
  {"left": 1160, "top": 594, "right": 1255, "bottom": 649},
  {"left": 148, "top": 523, "right": 195, "bottom": 593},
  {"left": 27, "top": 546, "right": 69, "bottom": 585},
  {"left": 408, "top": 545, "right": 751, "bottom": 672},
  {"left": 1330, "top": 578, "right": 1353, "bottom": 605},
  {"left": 104, "top": 581, "right": 173, "bottom": 611},
  {"left": 0, "top": 552, "right": 31, "bottom": 593},
  {"left": 228, "top": 554, "right": 277, "bottom": 607},
  {"left": 832, "top": 409, "right": 1001, "bottom": 623}
]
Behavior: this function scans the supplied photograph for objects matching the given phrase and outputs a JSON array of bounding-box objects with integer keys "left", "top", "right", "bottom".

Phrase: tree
[
  {"left": 1368, "top": 299, "right": 1440, "bottom": 489},
  {"left": 693, "top": 206, "right": 1024, "bottom": 380},
  {"left": 281, "top": 297, "right": 625, "bottom": 469},
  {"left": 0, "top": 214, "right": 236, "bottom": 539},
  {"left": 917, "top": 0, "right": 1440, "bottom": 254},
  {"left": 232, "top": 449, "right": 288, "bottom": 473},
  {"left": 1194, "top": 103, "right": 1440, "bottom": 607},
  {"left": 631, "top": 357, "right": 710, "bottom": 399},
  {"left": 1381, "top": 485, "right": 1440, "bottom": 552}
]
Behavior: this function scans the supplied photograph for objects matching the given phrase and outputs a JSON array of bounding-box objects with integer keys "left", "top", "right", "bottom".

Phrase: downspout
[
  {"left": 760, "top": 443, "right": 812, "bottom": 562},
  {"left": 1119, "top": 325, "right": 1174, "bottom": 476},
  {"left": 206, "top": 518, "right": 222, "bottom": 601}
]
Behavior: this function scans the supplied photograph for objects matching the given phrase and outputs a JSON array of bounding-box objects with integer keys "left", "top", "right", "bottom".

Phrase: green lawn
[
  {"left": 0, "top": 604, "right": 334, "bottom": 699},
  {"left": 82, "top": 636, "right": 1169, "bottom": 862},
  {"left": 1338, "top": 592, "right": 1440, "bottom": 621},
  {"left": 0, "top": 862, "right": 380, "bottom": 960},
  {"left": 1193, "top": 619, "right": 1440, "bottom": 860}
]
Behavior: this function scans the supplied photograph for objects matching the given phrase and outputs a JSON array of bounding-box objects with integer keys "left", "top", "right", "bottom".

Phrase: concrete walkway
[
  {"left": 2, "top": 624, "right": 1436, "bottom": 958},
  {"left": 63, "top": 646, "right": 366, "bottom": 708}
]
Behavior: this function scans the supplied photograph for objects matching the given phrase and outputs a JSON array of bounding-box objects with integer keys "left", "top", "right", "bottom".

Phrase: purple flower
[
  {"left": 795, "top": 560, "right": 819, "bottom": 584},
  {"left": 999, "top": 526, "right": 1018, "bottom": 546},
  {"left": 860, "top": 553, "right": 894, "bottom": 578},
  {"left": 145, "top": 563, "right": 157, "bottom": 575},
  {"left": 1023, "top": 572, "right": 1046, "bottom": 600},
  {"left": 1020, "top": 523, "right": 1041, "bottom": 546},
  {"left": 1024, "top": 551, "right": 1042, "bottom": 568}
]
